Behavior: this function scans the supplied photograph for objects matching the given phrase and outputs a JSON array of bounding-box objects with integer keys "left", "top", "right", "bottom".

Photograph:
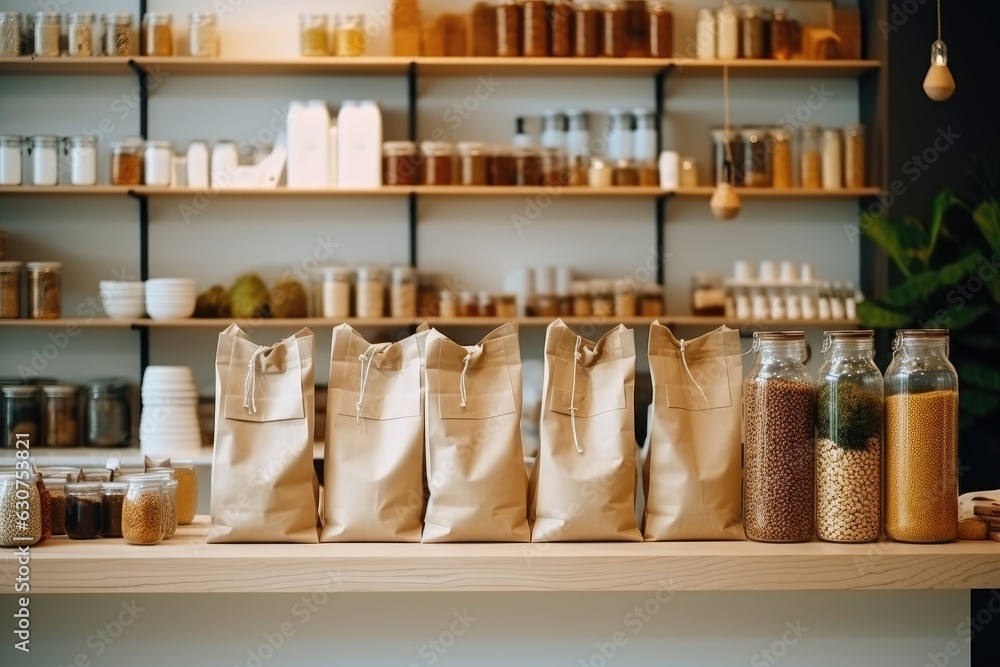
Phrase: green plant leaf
[
  {"left": 959, "top": 386, "right": 1000, "bottom": 418},
  {"left": 934, "top": 304, "right": 990, "bottom": 330},
  {"left": 972, "top": 199, "right": 1000, "bottom": 258},
  {"left": 938, "top": 250, "right": 986, "bottom": 286},
  {"left": 856, "top": 300, "right": 914, "bottom": 328},
  {"left": 957, "top": 362, "right": 1000, "bottom": 392},
  {"left": 970, "top": 156, "right": 1000, "bottom": 201},
  {"left": 861, "top": 212, "right": 915, "bottom": 278},
  {"left": 883, "top": 271, "right": 941, "bottom": 308},
  {"left": 922, "top": 189, "right": 963, "bottom": 262}
]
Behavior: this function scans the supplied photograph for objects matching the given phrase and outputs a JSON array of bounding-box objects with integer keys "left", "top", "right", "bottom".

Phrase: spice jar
[
  {"left": 33, "top": 12, "right": 59, "bottom": 57},
  {"left": 170, "top": 461, "right": 199, "bottom": 525},
  {"left": 0, "top": 13, "right": 20, "bottom": 57},
  {"left": 496, "top": 0, "right": 523, "bottom": 57},
  {"left": 111, "top": 140, "right": 143, "bottom": 186},
  {"left": 844, "top": 124, "right": 866, "bottom": 188},
  {"left": 458, "top": 142, "right": 491, "bottom": 186},
  {"left": 102, "top": 13, "right": 132, "bottom": 56},
  {"left": 141, "top": 12, "right": 173, "bottom": 56},
  {"left": 770, "top": 8, "right": 790, "bottom": 59},
  {"left": 614, "top": 280, "right": 637, "bottom": 317},
  {"left": 458, "top": 291, "right": 478, "bottom": 317},
  {"left": 65, "top": 481, "right": 103, "bottom": 539},
  {"left": 0, "top": 261, "right": 22, "bottom": 319},
  {"left": 355, "top": 265, "right": 386, "bottom": 318},
  {"left": 122, "top": 477, "right": 163, "bottom": 545},
  {"left": 45, "top": 475, "right": 67, "bottom": 535},
  {"left": 800, "top": 125, "right": 822, "bottom": 189},
  {"left": 885, "top": 329, "right": 959, "bottom": 544},
  {"left": 42, "top": 384, "right": 80, "bottom": 447},
  {"left": 570, "top": 281, "right": 592, "bottom": 316},
  {"left": 541, "top": 148, "right": 567, "bottom": 187},
  {"left": 531, "top": 294, "right": 559, "bottom": 317},
  {"left": 28, "top": 135, "right": 58, "bottom": 187},
  {"left": 0, "top": 135, "right": 22, "bottom": 186},
  {"left": 490, "top": 147, "right": 517, "bottom": 185},
  {"left": 390, "top": 265, "right": 417, "bottom": 318},
  {"left": 574, "top": 2, "right": 601, "bottom": 57},
  {"left": 695, "top": 8, "right": 715, "bottom": 59},
  {"left": 100, "top": 481, "right": 126, "bottom": 538},
  {"left": 382, "top": 141, "right": 419, "bottom": 186},
  {"left": 822, "top": 128, "right": 842, "bottom": 190},
  {"left": 742, "top": 128, "right": 770, "bottom": 188},
  {"left": 421, "top": 141, "right": 455, "bottom": 186},
  {"left": 189, "top": 13, "right": 219, "bottom": 57},
  {"left": 716, "top": 2, "right": 738, "bottom": 59},
  {"left": 515, "top": 147, "right": 543, "bottom": 186},
  {"left": 300, "top": 13, "right": 328, "bottom": 56},
  {"left": 551, "top": 0, "right": 574, "bottom": 56},
  {"left": 523, "top": 0, "right": 549, "bottom": 57},
  {"left": 648, "top": 2, "right": 672, "bottom": 57},
  {"left": 691, "top": 271, "right": 726, "bottom": 316},
  {"left": 711, "top": 129, "right": 743, "bottom": 186},
  {"left": 741, "top": 5, "right": 766, "bottom": 59},
  {"left": 743, "top": 331, "right": 815, "bottom": 543},
  {"left": 416, "top": 274, "right": 439, "bottom": 316},
  {"left": 602, "top": 1, "right": 627, "bottom": 57},
  {"left": 771, "top": 128, "right": 792, "bottom": 189},
  {"left": 2, "top": 386, "right": 42, "bottom": 450},
  {"left": 67, "top": 12, "right": 95, "bottom": 57},
  {"left": 590, "top": 280, "right": 615, "bottom": 318},
  {"left": 0, "top": 473, "right": 41, "bottom": 547},
  {"left": 471, "top": 2, "right": 498, "bottom": 56},
  {"left": 85, "top": 379, "right": 132, "bottom": 447},
  {"left": 27, "top": 261, "right": 61, "bottom": 319},
  {"left": 478, "top": 292, "right": 497, "bottom": 317},
  {"left": 439, "top": 289, "right": 458, "bottom": 318},
  {"left": 639, "top": 283, "right": 664, "bottom": 316},
  {"left": 316, "top": 265, "right": 352, "bottom": 318},
  {"left": 612, "top": 160, "right": 638, "bottom": 186},
  {"left": 624, "top": 0, "right": 648, "bottom": 57},
  {"left": 144, "top": 140, "right": 173, "bottom": 186},
  {"left": 496, "top": 293, "right": 518, "bottom": 318},
  {"left": 588, "top": 159, "right": 612, "bottom": 187},
  {"left": 334, "top": 14, "right": 365, "bottom": 56},
  {"left": 63, "top": 136, "right": 98, "bottom": 186},
  {"left": 815, "top": 330, "right": 882, "bottom": 544}
]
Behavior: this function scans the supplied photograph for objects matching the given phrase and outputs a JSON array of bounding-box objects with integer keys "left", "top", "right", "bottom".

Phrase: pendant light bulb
[
  {"left": 711, "top": 182, "right": 742, "bottom": 220},
  {"left": 923, "top": 39, "right": 955, "bottom": 101}
]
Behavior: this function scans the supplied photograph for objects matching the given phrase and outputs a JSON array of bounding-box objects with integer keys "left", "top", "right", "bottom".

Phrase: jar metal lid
[
  {"left": 0, "top": 260, "right": 23, "bottom": 270},
  {"left": 383, "top": 141, "right": 417, "bottom": 153},
  {"left": 100, "top": 482, "right": 128, "bottom": 492},
  {"left": 824, "top": 330, "right": 874, "bottom": 339},
  {"left": 420, "top": 141, "right": 455, "bottom": 156},
  {"left": 391, "top": 265, "right": 416, "bottom": 281},
  {"left": 102, "top": 12, "right": 132, "bottom": 23},
  {"left": 63, "top": 135, "right": 98, "bottom": 144},
  {"left": 42, "top": 384, "right": 79, "bottom": 397},
  {"left": 66, "top": 481, "right": 102, "bottom": 492},
  {"left": 26, "top": 261, "right": 63, "bottom": 271},
  {"left": 67, "top": 12, "right": 96, "bottom": 21},
  {"left": 589, "top": 279, "right": 614, "bottom": 292},
  {"left": 87, "top": 378, "right": 131, "bottom": 394},
  {"left": 753, "top": 331, "right": 806, "bottom": 341},
  {"left": 0, "top": 12, "right": 22, "bottom": 20},
  {"left": 456, "top": 141, "right": 490, "bottom": 155},
  {"left": 1, "top": 385, "right": 41, "bottom": 396},
  {"left": 30, "top": 134, "right": 60, "bottom": 143},
  {"left": 897, "top": 328, "right": 949, "bottom": 338},
  {"left": 33, "top": 12, "right": 61, "bottom": 22},
  {"left": 0, "top": 134, "right": 22, "bottom": 143}
]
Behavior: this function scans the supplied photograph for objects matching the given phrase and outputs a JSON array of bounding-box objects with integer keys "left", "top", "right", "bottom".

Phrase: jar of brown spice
[
  {"left": 496, "top": 0, "right": 523, "bottom": 56},
  {"left": 141, "top": 12, "right": 173, "bottom": 56},
  {"left": 602, "top": 1, "right": 627, "bottom": 57},
  {"left": 551, "top": 0, "right": 574, "bottom": 56},
  {"left": 111, "top": 140, "right": 143, "bottom": 186},
  {"left": 0, "top": 261, "right": 22, "bottom": 319},
  {"left": 574, "top": 2, "right": 601, "bottom": 57},
  {"left": 420, "top": 141, "right": 455, "bottom": 186},
  {"left": 382, "top": 141, "right": 419, "bottom": 186},
  {"left": 523, "top": 0, "right": 550, "bottom": 56},
  {"left": 26, "top": 262, "right": 61, "bottom": 319},
  {"left": 458, "top": 142, "right": 491, "bottom": 186}
]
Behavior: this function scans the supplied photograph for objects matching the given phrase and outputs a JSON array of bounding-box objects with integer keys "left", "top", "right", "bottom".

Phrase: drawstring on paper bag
[
  {"left": 679, "top": 338, "right": 708, "bottom": 403},
  {"left": 459, "top": 354, "right": 471, "bottom": 408},
  {"left": 355, "top": 344, "right": 379, "bottom": 425},
  {"left": 568, "top": 336, "right": 584, "bottom": 454},
  {"left": 243, "top": 345, "right": 267, "bottom": 415}
]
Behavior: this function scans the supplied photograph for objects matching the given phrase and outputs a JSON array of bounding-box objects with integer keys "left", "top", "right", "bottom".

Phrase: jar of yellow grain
[{"left": 884, "top": 329, "right": 959, "bottom": 543}]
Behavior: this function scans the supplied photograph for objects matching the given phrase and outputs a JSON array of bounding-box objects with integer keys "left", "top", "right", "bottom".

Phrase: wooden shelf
[
  {"left": 675, "top": 186, "right": 882, "bottom": 198},
  {"left": 4, "top": 516, "right": 996, "bottom": 594},
  {"left": 0, "top": 317, "right": 134, "bottom": 328},
  {"left": 0, "top": 185, "right": 132, "bottom": 196},
  {"left": 0, "top": 446, "right": 214, "bottom": 466}
]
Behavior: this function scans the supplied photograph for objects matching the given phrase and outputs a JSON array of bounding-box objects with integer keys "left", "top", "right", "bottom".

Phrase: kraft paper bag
[
  {"left": 422, "top": 323, "right": 530, "bottom": 542},
  {"left": 642, "top": 323, "right": 745, "bottom": 541},
  {"left": 208, "top": 324, "right": 319, "bottom": 544},
  {"left": 321, "top": 324, "right": 430, "bottom": 542},
  {"left": 530, "top": 320, "right": 642, "bottom": 542}
]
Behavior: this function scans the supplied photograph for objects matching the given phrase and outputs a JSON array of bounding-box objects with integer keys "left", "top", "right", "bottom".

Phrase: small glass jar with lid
[
  {"left": 550, "top": 0, "right": 573, "bottom": 57},
  {"left": 99, "top": 481, "right": 126, "bottom": 538},
  {"left": 496, "top": 293, "right": 518, "bottom": 318},
  {"left": 42, "top": 384, "right": 80, "bottom": 447},
  {"left": 26, "top": 261, "right": 61, "bottom": 319},
  {"left": 515, "top": 147, "right": 543, "bottom": 186},
  {"left": 111, "top": 139, "right": 143, "bottom": 186},
  {"left": 815, "top": 330, "right": 883, "bottom": 544},
  {"left": 421, "top": 142, "right": 455, "bottom": 186},
  {"left": 65, "top": 481, "right": 103, "bottom": 539},
  {"left": 439, "top": 289, "right": 458, "bottom": 318},
  {"left": 844, "top": 124, "right": 866, "bottom": 188},
  {"left": 316, "top": 265, "right": 353, "bottom": 318},
  {"left": 711, "top": 129, "right": 742, "bottom": 186},
  {"left": 102, "top": 12, "right": 133, "bottom": 56},
  {"left": 355, "top": 265, "right": 386, "bottom": 318},
  {"left": 490, "top": 147, "right": 517, "bottom": 185},
  {"left": 770, "top": 8, "right": 790, "bottom": 59},
  {"left": 0, "top": 473, "right": 40, "bottom": 547},
  {"left": 383, "top": 141, "right": 419, "bottom": 186},
  {"left": 44, "top": 474, "right": 68, "bottom": 535},
  {"left": 0, "top": 13, "right": 21, "bottom": 57},
  {"left": 0, "top": 261, "right": 22, "bottom": 319},
  {"left": 0, "top": 135, "right": 23, "bottom": 186},
  {"left": 67, "top": 12, "right": 95, "bottom": 57},
  {"left": 648, "top": 2, "right": 672, "bottom": 57},
  {"left": 496, "top": 0, "right": 523, "bottom": 57},
  {"left": 741, "top": 6, "right": 766, "bottom": 59},
  {"left": 189, "top": 12, "right": 219, "bottom": 57},
  {"left": 459, "top": 291, "right": 479, "bottom": 317},
  {"left": 614, "top": 279, "right": 637, "bottom": 317},
  {"left": 136, "top": 471, "right": 178, "bottom": 540},
  {"left": 144, "top": 140, "right": 173, "bottom": 186},
  {"left": 742, "top": 127, "right": 771, "bottom": 187},
  {"left": 2, "top": 385, "right": 41, "bottom": 448},
  {"left": 612, "top": 160, "right": 639, "bottom": 186},
  {"left": 417, "top": 274, "right": 440, "bottom": 316},
  {"left": 885, "top": 329, "right": 959, "bottom": 543},
  {"left": 33, "top": 12, "right": 59, "bottom": 57},
  {"left": 691, "top": 271, "right": 726, "bottom": 316},
  {"left": 771, "top": 128, "right": 792, "bottom": 189},
  {"left": 300, "top": 13, "right": 328, "bottom": 56},
  {"left": 84, "top": 379, "right": 132, "bottom": 447},
  {"left": 390, "top": 265, "right": 417, "bottom": 318},
  {"left": 602, "top": 1, "right": 627, "bottom": 57},
  {"left": 590, "top": 280, "right": 615, "bottom": 318},
  {"left": 531, "top": 294, "right": 559, "bottom": 317},
  {"left": 122, "top": 477, "right": 163, "bottom": 545},
  {"left": 800, "top": 125, "right": 822, "bottom": 189},
  {"left": 63, "top": 135, "right": 98, "bottom": 186},
  {"left": 571, "top": 281, "right": 592, "bottom": 316},
  {"left": 478, "top": 292, "right": 498, "bottom": 317},
  {"left": 170, "top": 461, "right": 199, "bottom": 525},
  {"left": 541, "top": 148, "right": 567, "bottom": 187},
  {"left": 639, "top": 283, "right": 664, "bottom": 316},
  {"left": 458, "top": 142, "right": 491, "bottom": 186},
  {"left": 28, "top": 135, "right": 59, "bottom": 186},
  {"left": 574, "top": 2, "right": 601, "bottom": 57},
  {"left": 743, "top": 331, "right": 815, "bottom": 543},
  {"left": 334, "top": 14, "right": 366, "bottom": 56},
  {"left": 523, "top": 0, "right": 549, "bottom": 56}
]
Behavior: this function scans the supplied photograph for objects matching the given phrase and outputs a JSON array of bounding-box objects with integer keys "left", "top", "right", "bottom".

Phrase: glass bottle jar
[
  {"left": 625, "top": 0, "right": 649, "bottom": 57},
  {"left": 144, "top": 140, "right": 173, "bottom": 186},
  {"left": 571, "top": 281, "right": 592, "bottom": 316},
  {"left": 711, "top": 128, "right": 743, "bottom": 186},
  {"left": 189, "top": 12, "right": 219, "bottom": 57},
  {"left": 815, "top": 330, "right": 882, "bottom": 544},
  {"left": 844, "top": 124, "right": 866, "bottom": 188},
  {"left": 695, "top": 8, "right": 715, "bottom": 59},
  {"left": 470, "top": 2, "right": 497, "bottom": 56},
  {"left": 602, "top": 1, "right": 627, "bottom": 57},
  {"left": 23, "top": 13, "right": 36, "bottom": 56},
  {"left": 63, "top": 136, "right": 98, "bottom": 186},
  {"left": 421, "top": 141, "right": 455, "bottom": 186},
  {"left": 42, "top": 384, "right": 80, "bottom": 447},
  {"left": 771, "top": 128, "right": 792, "bottom": 189},
  {"left": 66, "top": 12, "right": 95, "bottom": 57},
  {"left": 439, "top": 289, "right": 458, "bottom": 318},
  {"left": 647, "top": 2, "right": 672, "bottom": 57},
  {"left": 459, "top": 291, "right": 479, "bottom": 317},
  {"left": 141, "top": 12, "right": 173, "bottom": 56},
  {"left": 743, "top": 331, "right": 815, "bottom": 543},
  {"left": 122, "top": 478, "right": 163, "bottom": 545},
  {"left": 770, "top": 7, "right": 790, "bottom": 59},
  {"left": 300, "top": 13, "right": 328, "bottom": 56},
  {"left": 691, "top": 271, "right": 726, "bottom": 316},
  {"left": 65, "top": 481, "right": 103, "bottom": 539},
  {"left": 0, "top": 135, "right": 22, "bottom": 186},
  {"left": 741, "top": 127, "right": 770, "bottom": 187},
  {"left": 458, "top": 142, "right": 491, "bottom": 186},
  {"left": 800, "top": 125, "right": 822, "bottom": 189},
  {"left": 111, "top": 140, "right": 143, "bottom": 186},
  {"left": 417, "top": 274, "right": 440, "bottom": 316},
  {"left": 99, "top": 481, "right": 126, "bottom": 538},
  {"left": 334, "top": 14, "right": 366, "bottom": 56},
  {"left": 45, "top": 475, "right": 67, "bottom": 535},
  {"left": 515, "top": 147, "right": 543, "bottom": 186},
  {"left": 85, "top": 379, "right": 132, "bottom": 447},
  {"left": 541, "top": 148, "right": 567, "bottom": 187},
  {"left": 885, "top": 329, "right": 959, "bottom": 543},
  {"left": 135, "top": 472, "right": 178, "bottom": 540},
  {"left": 496, "top": 293, "right": 518, "bottom": 318},
  {"left": 614, "top": 279, "right": 637, "bottom": 317},
  {"left": 551, "top": 0, "right": 574, "bottom": 57},
  {"left": 590, "top": 279, "right": 615, "bottom": 318},
  {"left": 741, "top": 5, "right": 765, "bottom": 59},
  {"left": 574, "top": 2, "right": 601, "bottom": 57},
  {"left": 171, "top": 461, "right": 199, "bottom": 525},
  {"left": 490, "top": 147, "right": 517, "bottom": 185},
  {"left": 478, "top": 291, "right": 497, "bottom": 317},
  {"left": 382, "top": 141, "right": 419, "bottom": 186},
  {"left": 822, "top": 128, "right": 842, "bottom": 190},
  {"left": 390, "top": 265, "right": 417, "bottom": 318},
  {"left": 0, "top": 13, "right": 20, "bottom": 57},
  {"left": 639, "top": 283, "right": 664, "bottom": 316},
  {"left": 316, "top": 265, "right": 352, "bottom": 318},
  {"left": 33, "top": 12, "right": 59, "bottom": 57},
  {"left": 0, "top": 472, "right": 41, "bottom": 547},
  {"left": 28, "top": 135, "right": 58, "bottom": 186},
  {"left": 496, "top": 0, "right": 523, "bottom": 57},
  {"left": 102, "top": 13, "right": 132, "bottom": 56},
  {"left": 355, "top": 265, "right": 386, "bottom": 318},
  {"left": 0, "top": 261, "right": 22, "bottom": 319},
  {"left": 2, "top": 386, "right": 42, "bottom": 448},
  {"left": 34, "top": 475, "right": 51, "bottom": 543},
  {"left": 523, "top": 0, "right": 549, "bottom": 56},
  {"left": 26, "top": 261, "right": 61, "bottom": 319}
]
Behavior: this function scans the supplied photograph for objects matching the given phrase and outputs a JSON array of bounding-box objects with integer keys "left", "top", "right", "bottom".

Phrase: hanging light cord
[
  {"left": 936, "top": 0, "right": 942, "bottom": 41},
  {"left": 722, "top": 66, "right": 734, "bottom": 182}
]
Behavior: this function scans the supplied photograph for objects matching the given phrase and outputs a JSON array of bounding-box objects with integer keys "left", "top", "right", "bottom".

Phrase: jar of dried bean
[
  {"left": 647, "top": 2, "right": 672, "bottom": 57},
  {"left": 0, "top": 472, "right": 41, "bottom": 547},
  {"left": 34, "top": 475, "right": 51, "bottom": 543},
  {"left": 65, "top": 481, "right": 103, "bottom": 539},
  {"left": 0, "top": 13, "right": 20, "bottom": 57},
  {"left": 33, "top": 12, "right": 59, "bottom": 57},
  {"left": 189, "top": 13, "right": 219, "bottom": 57},
  {"left": 334, "top": 14, "right": 366, "bottom": 56},
  {"left": 0, "top": 261, "right": 22, "bottom": 319},
  {"left": 141, "top": 12, "right": 173, "bottom": 56},
  {"left": 815, "top": 330, "right": 882, "bottom": 543},
  {"left": 3, "top": 386, "right": 41, "bottom": 449},
  {"left": 26, "top": 261, "right": 61, "bottom": 319},
  {"left": 99, "top": 481, "right": 126, "bottom": 537},
  {"left": 574, "top": 2, "right": 601, "bottom": 57},
  {"left": 111, "top": 140, "right": 143, "bottom": 186},
  {"left": 421, "top": 141, "right": 455, "bottom": 186},
  {"left": 137, "top": 472, "right": 177, "bottom": 539},
  {"left": 770, "top": 8, "right": 790, "bottom": 59},
  {"left": 458, "top": 142, "right": 491, "bottom": 186},
  {"left": 383, "top": 141, "right": 419, "bottom": 186},
  {"left": 102, "top": 13, "right": 133, "bottom": 57},
  {"left": 800, "top": 125, "right": 822, "bottom": 189},
  {"left": 551, "top": 0, "right": 574, "bottom": 56},
  {"left": 638, "top": 283, "right": 663, "bottom": 316},
  {"left": 885, "top": 329, "right": 958, "bottom": 543},
  {"left": 523, "top": 0, "right": 549, "bottom": 56},
  {"left": 42, "top": 384, "right": 80, "bottom": 447},
  {"left": 122, "top": 477, "right": 163, "bottom": 545},
  {"left": 602, "top": 1, "right": 627, "bottom": 57},
  {"left": 744, "top": 331, "right": 815, "bottom": 543},
  {"left": 844, "top": 124, "right": 866, "bottom": 188},
  {"left": 67, "top": 12, "right": 95, "bottom": 57},
  {"left": 496, "top": 0, "right": 523, "bottom": 57}
]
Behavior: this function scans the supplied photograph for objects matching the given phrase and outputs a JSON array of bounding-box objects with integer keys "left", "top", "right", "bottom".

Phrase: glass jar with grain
[
  {"left": 496, "top": 0, "right": 523, "bottom": 57},
  {"left": 439, "top": 289, "right": 458, "bottom": 318},
  {"left": 523, "top": 0, "right": 549, "bottom": 56},
  {"left": 711, "top": 128, "right": 743, "bottom": 186},
  {"left": 189, "top": 12, "right": 219, "bottom": 57},
  {"left": 141, "top": 12, "right": 173, "bottom": 56},
  {"left": 26, "top": 261, "right": 61, "bottom": 319},
  {"left": 541, "top": 148, "right": 567, "bottom": 187},
  {"left": 496, "top": 293, "right": 518, "bottom": 318},
  {"left": 316, "top": 265, "right": 353, "bottom": 318},
  {"left": 355, "top": 265, "right": 386, "bottom": 318},
  {"left": 844, "top": 124, "right": 866, "bottom": 188},
  {"left": 0, "top": 473, "right": 41, "bottom": 547},
  {"left": 648, "top": 2, "right": 672, "bottom": 57},
  {"left": 770, "top": 7, "right": 790, "bottom": 59},
  {"left": 741, "top": 5, "right": 766, "bottom": 59},
  {"left": 771, "top": 128, "right": 792, "bottom": 189},
  {"left": 421, "top": 141, "right": 455, "bottom": 186},
  {"left": 334, "top": 14, "right": 366, "bottom": 56},
  {"left": 822, "top": 128, "right": 842, "bottom": 190},
  {"left": 458, "top": 142, "right": 491, "bottom": 186},
  {"left": 102, "top": 13, "right": 133, "bottom": 56},
  {"left": 99, "top": 481, "right": 126, "bottom": 538},
  {"left": 574, "top": 2, "right": 601, "bottom": 57},
  {"left": 67, "top": 12, "right": 95, "bottom": 57},
  {"left": 42, "top": 384, "right": 80, "bottom": 447},
  {"left": 590, "top": 279, "right": 615, "bottom": 318},
  {"left": 799, "top": 125, "right": 822, "bottom": 189},
  {"left": 741, "top": 127, "right": 770, "bottom": 187},
  {"left": 383, "top": 141, "right": 419, "bottom": 186},
  {"left": 111, "top": 139, "right": 143, "bottom": 186},
  {"left": 32, "top": 12, "right": 59, "bottom": 57},
  {"left": 614, "top": 279, "right": 637, "bottom": 317},
  {"left": 122, "top": 477, "right": 163, "bottom": 545},
  {"left": 0, "top": 261, "right": 22, "bottom": 319},
  {"left": 459, "top": 291, "right": 479, "bottom": 317},
  {"left": 390, "top": 265, "right": 417, "bottom": 318},
  {"left": 743, "top": 331, "right": 815, "bottom": 543},
  {"left": 417, "top": 274, "right": 440, "bottom": 316},
  {"left": 638, "top": 283, "right": 664, "bottom": 316},
  {"left": 45, "top": 475, "right": 67, "bottom": 535},
  {"left": 2, "top": 385, "right": 41, "bottom": 448},
  {"left": 0, "top": 13, "right": 20, "bottom": 57},
  {"left": 884, "top": 329, "right": 958, "bottom": 544},
  {"left": 84, "top": 379, "right": 132, "bottom": 447},
  {"left": 551, "top": 0, "right": 574, "bottom": 56},
  {"left": 170, "top": 461, "right": 199, "bottom": 525},
  {"left": 299, "top": 13, "right": 328, "bottom": 56},
  {"left": 602, "top": 1, "right": 627, "bottom": 57},
  {"left": 0, "top": 134, "right": 22, "bottom": 186}
]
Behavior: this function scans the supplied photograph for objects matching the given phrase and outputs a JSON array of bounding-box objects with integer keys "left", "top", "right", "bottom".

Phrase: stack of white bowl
[
  {"left": 100, "top": 281, "right": 145, "bottom": 319},
  {"left": 145, "top": 278, "right": 197, "bottom": 320},
  {"left": 140, "top": 366, "right": 202, "bottom": 457}
]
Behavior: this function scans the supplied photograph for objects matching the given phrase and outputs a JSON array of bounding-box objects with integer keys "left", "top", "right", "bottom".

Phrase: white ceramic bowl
[{"left": 146, "top": 300, "right": 196, "bottom": 320}]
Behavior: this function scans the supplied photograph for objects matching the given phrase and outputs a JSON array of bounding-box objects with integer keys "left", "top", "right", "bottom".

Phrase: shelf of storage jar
[
  {"left": 0, "top": 185, "right": 131, "bottom": 196},
  {"left": 674, "top": 186, "right": 882, "bottom": 198},
  {"left": 5, "top": 516, "right": 997, "bottom": 594},
  {"left": 0, "top": 318, "right": 133, "bottom": 328},
  {"left": 0, "top": 446, "right": 215, "bottom": 467}
]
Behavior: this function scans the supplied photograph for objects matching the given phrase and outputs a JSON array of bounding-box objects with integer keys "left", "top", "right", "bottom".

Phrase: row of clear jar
[
  {"left": 314, "top": 265, "right": 418, "bottom": 319},
  {"left": 712, "top": 124, "right": 867, "bottom": 190},
  {"left": 52, "top": 475, "right": 178, "bottom": 545},
  {"left": 744, "top": 328, "right": 958, "bottom": 545},
  {"left": 0, "top": 135, "right": 98, "bottom": 187},
  {"left": 300, "top": 13, "right": 366, "bottom": 56},
  {"left": 0, "top": 261, "right": 62, "bottom": 320},
  {"left": 693, "top": 5, "right": 798, "bottom": 60},
  {"left": 0, "top": 12, "right": 219, "bottom": 58}
]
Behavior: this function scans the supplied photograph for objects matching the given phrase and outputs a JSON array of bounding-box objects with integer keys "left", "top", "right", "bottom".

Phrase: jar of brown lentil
[
  {"left": 478, "top": 292, "right": 497, "bottom": 317},
  {"left": 496, "top": 0, "right": 523, "bottom": 56},
  {"left": 771, "top": 128, "right": 792, "bottom": 189},
  {"left": 523, "top": 0, "right": 549, "bottom": 57},
  {"left": 111, "top": 140, "right": 143, "bottom": 186},
  {"left": 490, "top": 146, "right": 518, "bottom": 185},
  {"left": 638, "top": 283, "right": 663, "bottom": 316},
  {"left": 541, "top": 147, "right": 567, "bottom": 187},
  {"left": 67, "top": 12, "right": 95, "bottom": 57},
  {"left": 741, "top": 127, "right": 770, "bottom": 188},
  {"left": 122, "top": 477, "right": 163, "bottom": 545},
  {"left": 770, "top": 7, "right": 790, "bottom": 59},
  {"left": 551, "top": 0, "right": 574, "bottom": 56},
  {"left": 602, "top": 1, "right": 627, "bottom": 57},
  {"left": 884, "top": 329, "right": 958, "bottom": 543},
  {"left": 647, "top": 2, "right": 672, "bottom": 57},
  {"left": 459, "top": 291, "right": 479, "bottom": 317},
  {"left": 418, "top": 274, "right": 441, "bottom": 316},
  {"left": 420, "top": 141, "right": 455, "bottom": 186},
  {"left": 743, "top": 331, "right": 815, "bottom": 543},
  {"left": 44, "top": 475, "right": 67, "bottom": 535},
  {"left": 515, "top": 147, "right": 543, "bottom": 186},
  {"left": 574, "top": 2, "right": 601, "bottom": 57},
  {"left": 141, "top": 12, "right": 173, "bottom": 56},
  {"left": 571, "top": 281, "right": 592, "bottom": 316},
  {"left": 0, "top": 261, "right": 22, "bottom": 319},
  {"left": 26, "top": 261, "right": 61, "bottom": 319},
  {"left": 844, "top": 124, "right": 866, "bottom": 188},
  {"left": 612, "top": 160, "right": 639, "bottom": 186},
  {"left": 101, "top": 12, "right": 133, "bottom": 56},
  {"left": 382, "top": 141, "right": 419, "bottom": 186},
  {"left": 458, "top": 142, "right": 491, "bottom": 186}
]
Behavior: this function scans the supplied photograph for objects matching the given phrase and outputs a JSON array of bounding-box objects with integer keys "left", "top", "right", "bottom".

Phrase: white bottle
[
  {"left": 337, "top": 100, "right": 382, "bottom": 189},
  {"left": 822, "top": 129, "right": 843, "bottom": 190},
  {"left": 541, "top": 110, "right": 567, "bottom": 151},
  {"left": 658, "top": 151, "right": 679, "bottom": 188},
  {"left": 632, "top": 108, "right": 657, "bottom": 163},
  {"left": 287, "top": 100, "right": 330, "bottom": 188},
  {"left": 716, "top": 3, "right": 738, "bottom": 60},
  {"left": 696, "top": 9, "right": 716, "bottom": 60},
  {"left": 210, "top": 141, "right": 238, "bottom": 188},
  {"left": 144, "top": 141, "right": 173, "bottom": 186},
  {"left": 607, "top": 109, "right": 633, "bottom": 162},
  {"left": 187, "top": 141, "right": 209, "bottom": 188},
  {"left": 565, "top": 110, "right": 590, "bottom": 158}
]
